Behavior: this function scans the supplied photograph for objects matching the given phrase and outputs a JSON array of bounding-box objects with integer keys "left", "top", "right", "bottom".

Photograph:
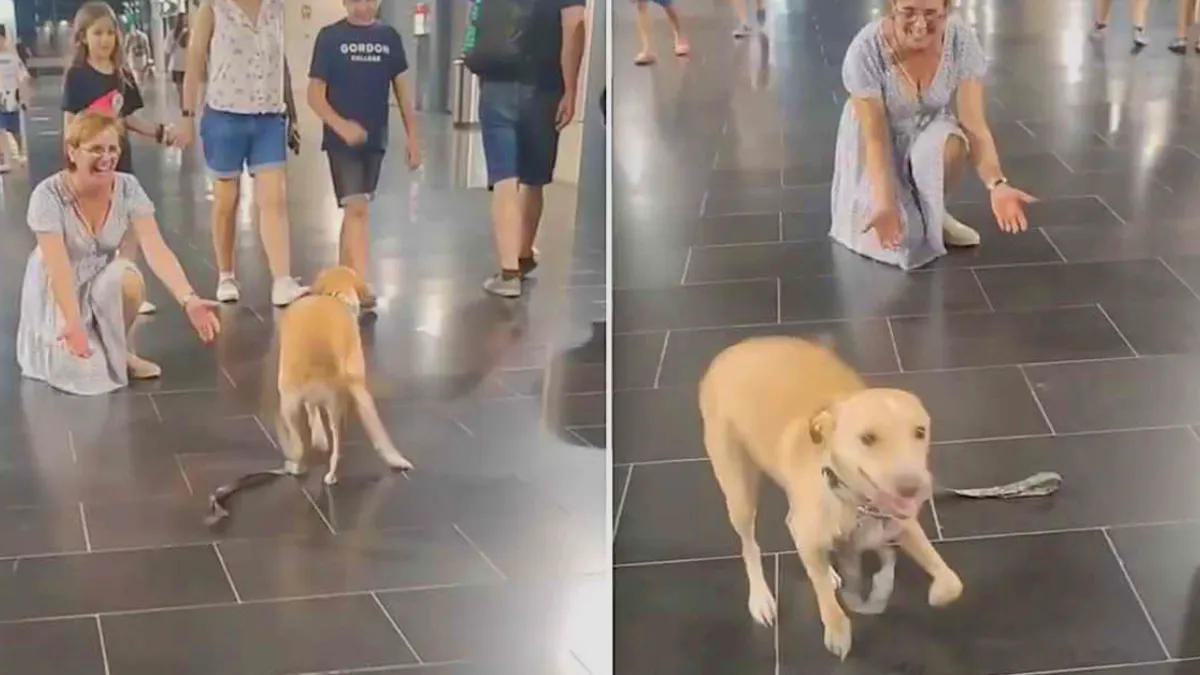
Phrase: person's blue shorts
[
  {"left": 478, "top": 80, "right": 562, "bottom": 189},
  {"left": 199, "top": 107, "right": 287, "bottom": 178},
  {"left": 0, "top": 111, "right": 20, "bottom": 136}
]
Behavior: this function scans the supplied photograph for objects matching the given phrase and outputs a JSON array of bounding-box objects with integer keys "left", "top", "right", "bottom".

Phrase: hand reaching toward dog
[{"left": 184, "top": 296, "right": 222, "bottom": 343}]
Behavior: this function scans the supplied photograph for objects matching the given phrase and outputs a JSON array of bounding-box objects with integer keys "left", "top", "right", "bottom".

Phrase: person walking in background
[
  {"left": 466, "top": 0, "right": 588, "bottom": 298},
  {"left": 177, "top": 0, "right": 308, "bottom": 308},
  {"left": 306, "top": 0, "right": 422, "bottom": 313},
  {"left": 1169, "top": 0, "right": 1199, "bottom": 52},
  {"left": 0, "top": 25, "right": 31, "bottom": 171},
  {"left": 1092, "top": 0, "right": 1151, "bottom": 47},
  {"left": 63, "top": 1, "right": 179, "bottom": 315},
  {"left": 633, "top": 0, "right": 690, "bottom": 65},
  {"left": 168, "top": 18, "right": 189, "bottom": 109}
]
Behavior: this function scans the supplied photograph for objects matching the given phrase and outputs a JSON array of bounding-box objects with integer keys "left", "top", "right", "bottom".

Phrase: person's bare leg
[
  {"left": 731, "top": 0, "right": 750, "bottom": 35},
  {"left": 253, "top": 167, "right": 307, "bottom": 306},
  {"left": 211, "top": 177, "right": 241, "bottom": 301},
  {"left": 339, "top": 197, "right": 371, "bottom": 282},
  {"left": 121, "top": 268, "right": 160, "bottom": 379},
  {"left": 483, "top": 178, "right": 524, "bottom": 297},
  {"left": 664, "top": 4, "right": 691, "bottom": 54},
  {"left": 634, "top": 0, "right": 657, "bottom": 64},
  {"left": 1132, "top": 0, "right": 1151, "bottom": 26},
  {"left": 942, "top": 135, "right": 978, "bottom": 247},
  {"left": 1094, "top": 0, "right": 1113, "bottom": 26},
  {"left": 518, "top": 184, "right": 543, "bottom": 259},
  {"left": 1173, "top": 0, "right": 1195, "bottom": 47}
]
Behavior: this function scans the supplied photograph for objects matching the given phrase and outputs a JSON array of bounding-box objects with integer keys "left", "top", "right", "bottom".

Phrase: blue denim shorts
[
  {"left": 199, "top": 107, "right": 287, "bottom": 178},
  {"left": 0, "top": 111, "right": 20, "bottom": 136},
  {"left": 478, "top": 81, "right": 562, "bottom": 188}
]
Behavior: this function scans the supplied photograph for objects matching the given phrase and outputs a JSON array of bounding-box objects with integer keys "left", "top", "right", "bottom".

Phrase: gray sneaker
[{"left": 483, "top": 273, "right": 522, "bottom": 298}]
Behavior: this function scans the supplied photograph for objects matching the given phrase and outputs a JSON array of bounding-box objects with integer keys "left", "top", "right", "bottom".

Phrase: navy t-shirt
[
  {"left": 517, "top": 0, "right": 585, "bottom": 93},
  {"left": 309, "top": 19, "right": 408, "bottom": 154}
]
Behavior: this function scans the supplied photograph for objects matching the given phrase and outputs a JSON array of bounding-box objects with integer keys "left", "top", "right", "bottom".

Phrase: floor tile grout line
[
  {"left": 1101, "top": 528, "right": 1172, "bottom": 660},
  {"left": 773, "top": 553, "right": 781, "bottom": 675},
  {"left": 370, "top": 591, "right": 424, "bottom": 664},
  {"left": 1018, "top": 365, "right": 1056, "bottom": 435},
  {"left": 1003, "top": 656, "right": 1200, "bottom": 675},
  {"left": 94, "top": 615, "right": 112, "bottom": 675},
  {"left": 1095, "top": 302, "right": 1139, "bottom": 357},
  {"left": 679, "top": 246, "right": 693, "bottom": 284},
  {"left": 652, "top": 331, "right": 671, "bottom": 388},
  {"left": 67, "top": 430, "right": 78, "bottom": 464},
  {"left": 212, "top": 543, "right": 243, "bottom": 603},
  {"left": 175, "top": 455, "right": 195, "bottom": 496},
  {"left": 1093, "top": 195, "right": 1128, "bottom": 224},
  {"left": 146, "top": 394, "right": 163, "bottom": 423},
  {"left": 78, "top": 503, "right": 92, "bottom": 552},
  {"left": 451, "top": 523, "right": 507, "bottom": 581},
  {"left": 1038, "top": 228, "right": 1068, "bottom": 263},
  {"left": 1159, "top": 256, "right": 1200, "bottom": 301},
  {"left": 613, "top": 465, "right": 634, "bottom": 541},
  {"left": 884, "top": 317, "right": 904, "bottom": 372},
  {"left": 778, "top": 212, "right": 784, "bottom": 242},
  {"left": 969, "top": 268, "right": 996, "bottom": 311},
  {"left": 775, "top": 277, "right": 782, "bottom": 323},
  {"left": 928, "top": 497, "right": 944, "bottom": 541},
  {"left": 289, "top": 661, "right": 473, "bottom": 675},
  {"left": 301, "top": 487, "right": 338, "bottom": 535},
  {"left": 0, "top": 581, "right": 495, "bottom": 627}
]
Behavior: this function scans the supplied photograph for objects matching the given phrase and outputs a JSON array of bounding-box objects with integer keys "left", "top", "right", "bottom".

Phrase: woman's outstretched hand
[
  {"left": 184, "top": 297, "right": 222, "bottom": 343},
  {"left": 59, "top": 321, "right": 93, "bottom": 359},
  {"left": 864, "top": 206, "right": 904, "bottom": 250},
  {"left": 991, "top": 183, "right": 1037, "bottom": 234}
]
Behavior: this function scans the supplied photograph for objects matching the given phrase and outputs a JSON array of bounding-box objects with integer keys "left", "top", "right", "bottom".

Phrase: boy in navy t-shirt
[{"left": 307, "top": 0, "right": 422, "bottom": 309}]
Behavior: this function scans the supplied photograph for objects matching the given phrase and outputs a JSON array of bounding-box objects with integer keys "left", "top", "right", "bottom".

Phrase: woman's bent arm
[
  {"left": 957, "top": 79, "right": 1004, "bottom": 187},
  {"left": 36, "top": 232, "right": 84, "bottom": 328},
  {"left": 132, "top": 215, "right": 196, "bottom": 303},
  {"left": 852, "top": 96, "right": 897, "bottom": 209}
]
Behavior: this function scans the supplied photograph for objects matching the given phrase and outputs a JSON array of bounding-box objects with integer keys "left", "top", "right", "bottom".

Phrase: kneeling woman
[
  {"left": 831, "top": 0, "right": 1035, "bottom": 270},
  {"left": 17, "top": 112, "right": 220, "bottom": 395}
]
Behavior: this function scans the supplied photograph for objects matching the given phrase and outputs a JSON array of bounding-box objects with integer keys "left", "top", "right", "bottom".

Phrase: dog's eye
[
  {"left": 915, "top": 426, "right": 927, "bottom": 440},
  {"left": 860, "top": 432, "right": 877, "bottom": 446}
]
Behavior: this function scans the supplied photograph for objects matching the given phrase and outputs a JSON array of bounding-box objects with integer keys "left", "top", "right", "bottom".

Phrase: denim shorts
[
  {"left": 327, "top": 147, "right": 385, "bottom": 205},
  {"left": 0, "top": 111, "right": 20, "bottom": 136},
  {"left": 478, "top": 80, "right": 562, "bottom": 188},
  {"left": 199, "top": 107, "right": 287, "bottom": 178}
]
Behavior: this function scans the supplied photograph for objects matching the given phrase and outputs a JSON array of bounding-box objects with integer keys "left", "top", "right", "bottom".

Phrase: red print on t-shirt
[{"left": 86, "top": 89, "right": 123, "bottom": 116}]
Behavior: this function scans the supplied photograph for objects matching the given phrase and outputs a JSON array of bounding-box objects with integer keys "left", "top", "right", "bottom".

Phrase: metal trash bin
[{"left": 450, "top": 58, "right": 481, "bottom": 127}]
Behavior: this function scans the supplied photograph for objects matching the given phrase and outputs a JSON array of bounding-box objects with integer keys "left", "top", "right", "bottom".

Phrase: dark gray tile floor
[
  {"left": 613, "top": 0, "right": 1200, "bottom": 672},
  {"left": 0, "top": 78, "right": 606, "bottom": 674}
]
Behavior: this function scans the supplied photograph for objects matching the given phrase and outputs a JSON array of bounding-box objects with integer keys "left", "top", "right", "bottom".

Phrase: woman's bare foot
[
  {"left": 635, "top": 50, "right": 657, "bottom": 65},
  {"left": 127, "top": 353, "right": 162, "bottom": 380}
]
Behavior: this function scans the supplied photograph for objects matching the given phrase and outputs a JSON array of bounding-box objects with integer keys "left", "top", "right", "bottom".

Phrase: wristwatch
[{"left": 988, "top": 177, "right": 1008, "bottom": 191}]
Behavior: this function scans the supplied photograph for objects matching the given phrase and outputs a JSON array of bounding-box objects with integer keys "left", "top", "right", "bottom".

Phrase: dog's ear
[{"left": 809, "top": 405, "right": 834, "bottom": 445}]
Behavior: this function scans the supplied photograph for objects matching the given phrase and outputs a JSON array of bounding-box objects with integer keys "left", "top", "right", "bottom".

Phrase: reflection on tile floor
[
  {"left": 613, "top": 0, "right": 1200, "bottom": 672},
  {"left": 0, "top": 79, "right": 606, "bottom": 674}
]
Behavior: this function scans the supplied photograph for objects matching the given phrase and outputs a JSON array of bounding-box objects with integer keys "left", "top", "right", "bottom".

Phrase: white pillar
[{"left": 149, "top": 0, "right": 166, "bottom": 83}]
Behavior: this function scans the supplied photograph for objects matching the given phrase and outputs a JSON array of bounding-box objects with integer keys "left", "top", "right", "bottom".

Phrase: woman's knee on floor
[{"left": 944, "top": 134, "right": 968, "bottom": 169}]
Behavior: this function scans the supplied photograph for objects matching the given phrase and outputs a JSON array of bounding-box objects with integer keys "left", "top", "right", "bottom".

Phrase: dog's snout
[{"left": 894, "top": 476, "right": 924, "bottom": 499}]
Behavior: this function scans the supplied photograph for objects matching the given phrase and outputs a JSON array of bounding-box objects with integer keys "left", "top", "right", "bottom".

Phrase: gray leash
[
  {"left": 204, "top": 469, "right": 294, "bottom": 527},
  {"left": 935, "top": 471, "right": 1062, "bottom": 499}
]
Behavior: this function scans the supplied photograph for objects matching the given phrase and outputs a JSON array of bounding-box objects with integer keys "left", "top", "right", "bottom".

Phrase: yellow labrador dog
[
  {"left": 699, "top": 336, "right": 961, "bottom": 660},
  {"left": 276, "top": 266, "right": 413, "bottom": 485}
]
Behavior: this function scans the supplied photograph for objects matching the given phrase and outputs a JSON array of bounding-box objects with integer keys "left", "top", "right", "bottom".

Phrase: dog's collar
[
  {"left": 326, "top": 291, "right": 361, "bottom": 316},
  {"left": 822, "top": 465, "right": 896, "bottom": 521}
]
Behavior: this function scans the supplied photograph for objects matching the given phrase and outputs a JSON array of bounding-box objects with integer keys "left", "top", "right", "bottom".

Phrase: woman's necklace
[{"left": 883, "top": 22, "right": 936, "bottom": 103}]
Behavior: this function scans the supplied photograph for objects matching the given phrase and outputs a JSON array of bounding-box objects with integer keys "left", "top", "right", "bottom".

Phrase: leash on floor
[
  {"left": 935, "top": 471, "right": 1062, "bottom": 500},
  {"left": 204, "top": 469, "right": 294, "bottom": 527}
]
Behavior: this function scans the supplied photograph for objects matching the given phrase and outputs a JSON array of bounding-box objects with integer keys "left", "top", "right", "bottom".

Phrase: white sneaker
[
  {"left": 943, "top": 212, "right": 981, "bottom": 247},
  {"left": 271, "top": 277, "right": 309, "bottom": 307},
  {"left": 216, "top": 277, "right": 240, "bottom": 303},
  {"left": 138, "top": 301, "right": 156, "bottom": 315}
]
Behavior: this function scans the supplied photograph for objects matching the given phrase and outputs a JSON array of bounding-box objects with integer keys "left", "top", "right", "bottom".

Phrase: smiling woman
[
  {"left": 829, "top": 0, "right": 1036, "bottom": 271},
  {"left": 15, "top": 112, "right": 221, "bottom": 396}
]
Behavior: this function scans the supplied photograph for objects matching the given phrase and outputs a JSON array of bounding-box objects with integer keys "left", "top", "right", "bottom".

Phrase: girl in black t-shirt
[
  {"left": 62, "top": 2, "right": 179, "bottom": 315},
  {"left": 61, "top": 2, "right": 176, "bottom": 176}
]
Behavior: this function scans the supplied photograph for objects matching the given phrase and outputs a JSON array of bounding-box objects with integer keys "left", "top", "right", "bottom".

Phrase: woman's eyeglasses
[
  {"left": 893, "top": 8, "right": 946, "bottom": 27},
  {"left": 80, "top": 144, "right": 121, "bottom": 157}
]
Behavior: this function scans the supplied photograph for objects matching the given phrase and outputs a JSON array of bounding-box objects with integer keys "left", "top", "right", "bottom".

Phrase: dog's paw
[
  {"left": 382, "top": 449, "right": 414, "bottom": 472},
  {"left": 822, "top": 611, "right": 853, "bottom": 660},
  {"left": 283, "top": 460, "right": 306, "bottom": 476},
  {"left": 747, "top": 587, "right": 777, "bottom": 626},
  {"left": 323, "top": 471, "right": 339, "bottom": 486},
  {"left": 928, "top": 570, "right": 963, "bottom": 607}
]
